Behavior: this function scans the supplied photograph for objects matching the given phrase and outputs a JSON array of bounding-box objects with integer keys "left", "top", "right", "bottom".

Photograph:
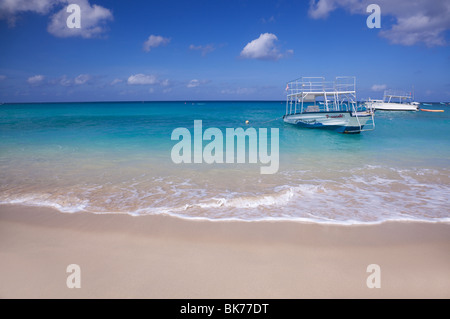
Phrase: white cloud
[
  {"left": 59, "top": 75, "right": 72, "bottom": 86},
  {"left": 50, "top": 74, "right": 90, "bottom": 86},
  {"left": 240, "top": 33, "right": 287, "bottom": 60},
  {"left": 186, "top": 79, "right": 210, "bottom": 88},
  {"left": 308, "top": 0, "right": 341, "bottom": 19},
  {"left": 371, "top": 84, "right": 387, "bottom": 91},
  {"left": 379, "top": 13, "right": 449, "bottom": 47},
  {"left": 143, "top": 35, "right": 170, "bottom": 52},
  {"left": 189, "top": 44, "right": 215, "bottom": 56},
  {"left": 0, "top": 0, "right": 59, "bottom": 14},
  {"left": 27, "top": 75, "right": 45, "bottom": 85},
  {"left": 127, "top": 74, "right": 172, "bottom": 91},
  {"left": 285, "top": 49, "right": 294, "bottom": 56},
  {"left": 160, "top": 79, "right": 170, "bottom": 87},
  {"left": 110, "top": 78, "right": 123, "bottom": 85},
  {"left": 74, "top": 73, "right": 90, "bottom": 85},
  {"left": 187, "top": 79, "right": 200, "bottom": 88},
  {"left": 308, "top": 0, "right": 450, "bottom": 47},
  {"left": 53, "top": 74, "right": 85, "bottom": 86},
  {"left": 0, "top": 0, "right": 61, "bottom": 26},
  {"left": 1, "top": 0, "right": 113, "bottom": 38},
  {"left": 47, "top": 0, "right": 113, "bottom": 38},
  {"left": 127, "top": 74, "right": 158, "bottom": 85}
]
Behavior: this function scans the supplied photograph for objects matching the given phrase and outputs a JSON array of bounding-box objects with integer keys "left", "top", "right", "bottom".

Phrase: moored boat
[
  {"left": 283, "top": 76, "right": 374, "bottom": 134},
  {"left": 365, "top": 89, "right": 419, "bottom": 111}
]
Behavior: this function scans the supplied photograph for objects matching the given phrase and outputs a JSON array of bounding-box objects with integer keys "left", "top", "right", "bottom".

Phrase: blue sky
[{"left": 0, "top": 0, "right": 449, "bottom": 102}]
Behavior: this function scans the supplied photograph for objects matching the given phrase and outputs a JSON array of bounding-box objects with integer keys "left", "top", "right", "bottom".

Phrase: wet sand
[{"left": 0, "top": 204, "right": 449, "bottom": 298}]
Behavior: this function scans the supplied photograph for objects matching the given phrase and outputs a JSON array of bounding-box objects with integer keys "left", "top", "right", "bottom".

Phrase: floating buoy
[
  {"left": 420, "top": 109, "right": 444, "bottom": 112},
  {"left": 245, "top": 120, "right": 249, "bottom": 125}
]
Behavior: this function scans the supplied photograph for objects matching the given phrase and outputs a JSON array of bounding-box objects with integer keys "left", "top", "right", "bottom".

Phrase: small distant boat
[
  {"left": 420, "top": 109, "right": 444, "bottom": 113},
  {"left": 365, "top": 89, "right": 419, "bottom": 111},
  {"left": 284, "top": 76, "right": 375, "bottom": 134},
  {"left": 422, "top": 103, "right": 432, "bottom": 106}
]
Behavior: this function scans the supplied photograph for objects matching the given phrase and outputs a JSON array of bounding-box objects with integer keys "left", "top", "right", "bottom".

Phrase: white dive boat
[
  {"left": 283, "top": 76, "right": 375, "bottom": 134},
  {"left": 365, "top": 89, "right": 419, "bottom": 111}
]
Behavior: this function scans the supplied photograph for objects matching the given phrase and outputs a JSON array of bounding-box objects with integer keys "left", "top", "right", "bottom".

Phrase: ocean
[{"left": 0, "top": 101, "right": 449, "bottom": 224}]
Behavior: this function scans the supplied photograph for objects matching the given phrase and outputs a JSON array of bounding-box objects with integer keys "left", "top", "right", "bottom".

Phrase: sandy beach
[{"left": 0, "top": 204, "right": 449, "bottom": 299}]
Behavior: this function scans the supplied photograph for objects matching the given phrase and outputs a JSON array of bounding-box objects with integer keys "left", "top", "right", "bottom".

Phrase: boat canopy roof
[
  {"left": 286, "top": 76, "right": 356, "bottom": 99},
  {"left": 382, "top": 89, "right": 414, "bottom": 103},
  {"left": 383, "top": 89, "right": 412, "bottom": 99}
]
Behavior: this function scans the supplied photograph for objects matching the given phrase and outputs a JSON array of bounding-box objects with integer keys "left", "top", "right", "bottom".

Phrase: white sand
[{"left": 0, "top": 204, "right": 449, "bottom": 298}]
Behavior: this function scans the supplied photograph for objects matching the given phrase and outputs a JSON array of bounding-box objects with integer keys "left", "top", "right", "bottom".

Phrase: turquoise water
[{"left": 0, "top": 101, "right": 449, "bottom": 224}]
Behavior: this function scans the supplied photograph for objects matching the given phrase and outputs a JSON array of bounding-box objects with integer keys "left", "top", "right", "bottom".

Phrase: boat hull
[
  {"left": 368, "top": 102, "right": 418, "bottom": 111},
  {"left": 283, "top": 111, "right": 373, "bottom": 134}
]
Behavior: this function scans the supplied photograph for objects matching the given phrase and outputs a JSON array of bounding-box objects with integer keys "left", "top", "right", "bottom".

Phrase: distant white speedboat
[
  {"left": 284, "top": 76, "right": 375, "bottom": 134},
  {"left": 365, "top": 89, "right": 419, "bottom": 111}
]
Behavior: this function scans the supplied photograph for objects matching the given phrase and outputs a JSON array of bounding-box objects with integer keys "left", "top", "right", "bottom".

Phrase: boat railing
[
  {"left": 287, "top": 76, "right": 356, "bottom": 97},
  {"left": 383, "top": 89, "right": 413, "bottom": 103},
  {"left": 285, "top": 76, "right": 360, "bottom": 115},
  {"left": 299, "top": 101, "right": 361, "bottom": 113}
]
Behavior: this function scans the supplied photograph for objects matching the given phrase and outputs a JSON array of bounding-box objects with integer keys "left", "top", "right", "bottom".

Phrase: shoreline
[
  {"left": 1, "top": 204, "right": 449, "bottom": 298},
  {"left": 2, "top": 202, "right": 449, "bottom": 226}
]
